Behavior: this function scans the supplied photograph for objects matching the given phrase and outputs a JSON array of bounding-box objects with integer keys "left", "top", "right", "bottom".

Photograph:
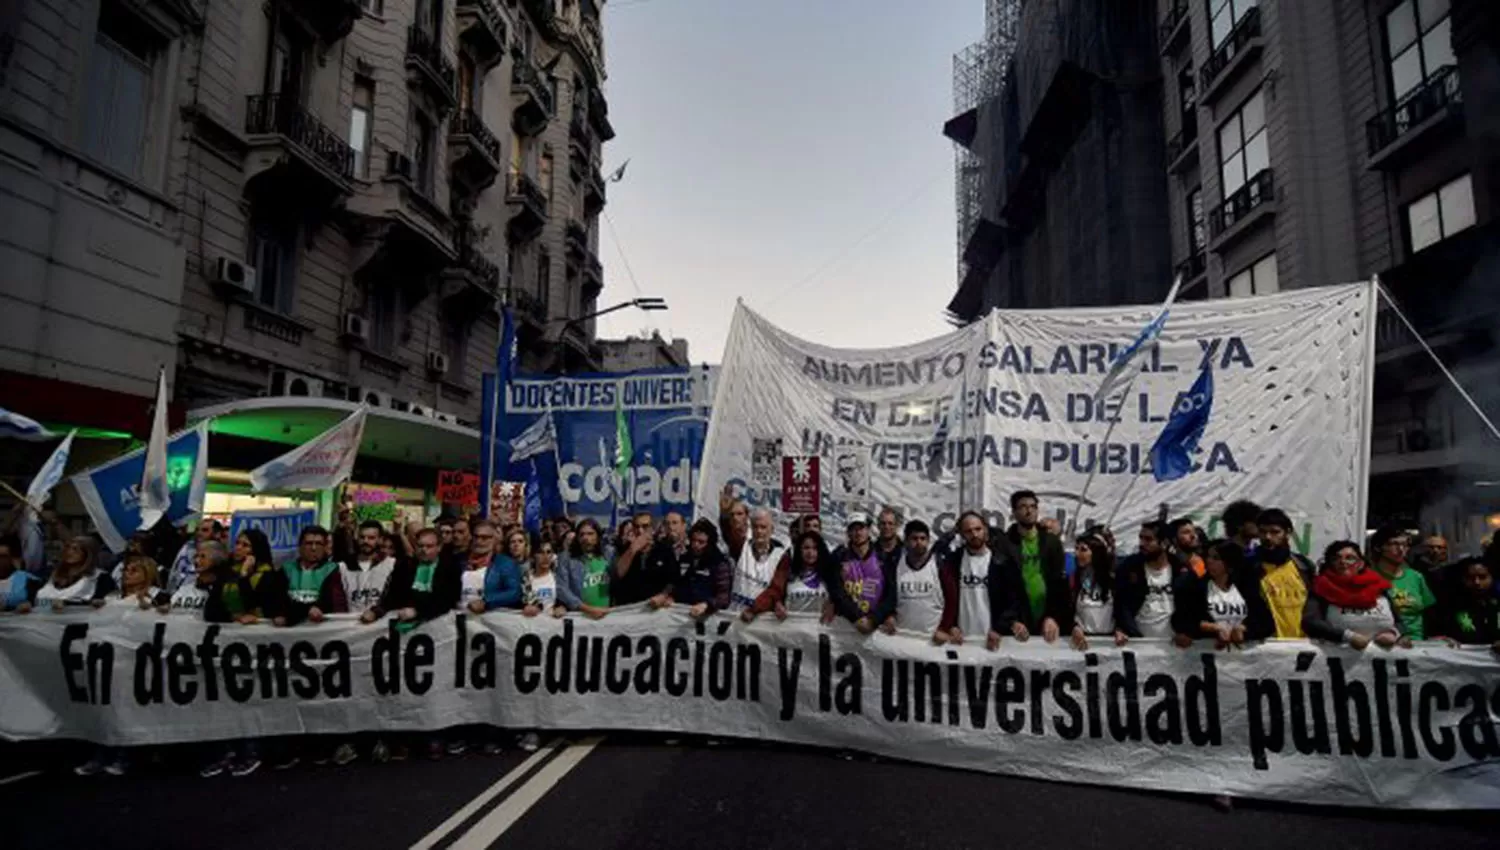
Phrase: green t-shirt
[
  {"left": 1020, "top": 531, "right": 1046, "bottom": 624},
  {"left": 580, "top": 555, "right": 611, "bottom": 608},
  {"left": 1379, "top": 565, "right": 1436, "bottom": 640},
  {"left": 283, "top": 561, "right": 338, "bottom": 605}
]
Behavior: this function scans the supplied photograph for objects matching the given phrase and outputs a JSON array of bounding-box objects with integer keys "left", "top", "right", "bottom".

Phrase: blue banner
[
  {"left": 70, "top": 423, "right": 210, "bottom": 552},
  {"left": 229, "top": 507, "right": 316, "bottom": 566},
  {"left": 487, "top": 366, "right": 714, "bottom": 527}
]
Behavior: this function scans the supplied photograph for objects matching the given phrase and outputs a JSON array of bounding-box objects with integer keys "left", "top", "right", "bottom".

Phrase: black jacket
[
  {"left": 374, "top": 558, "right": 461, "bottom": 623},
  {"left": 1114, "top": 554, "right": 1192, "bottom": 637},
  {"left": 824, "top": 545, "right": 898, "bottom": 626},
  {"left": 1240, "top": 553, "right": 1321, "bottom": 641},
  {"left": 942, "top": 544, "right": 1026, "bottom": 634},
  {"left": 1005, "top": 524, "right": 1074, "bottom": 632},
  {"left": 612, "top": 540, "right": 683, "bottom": 605}
]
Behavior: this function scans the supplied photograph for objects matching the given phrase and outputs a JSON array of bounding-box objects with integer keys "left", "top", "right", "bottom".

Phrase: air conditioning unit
[
  {"left": 268, "top": 369, "right": 325, "bottom": 398},
  {"left": 408, "top": 404, "right": 432, "bottom": 419},
  {"left": 211, "top": 256, "right": 256, "bottom": 296},
  {"left": 347, "top": 386, "right": 388, "bottom": 408},
  {"left": 388, "top": 398, "right": 411, "bottom": 413},
  {"left": 341, "top": 312, "right": 369, "bottom": 344},
  {"left": 426, "top": 350, "right": 450, "bottom": 375},
  {"left": 433, "top": 411, "right": 455, "bottom": 424}
]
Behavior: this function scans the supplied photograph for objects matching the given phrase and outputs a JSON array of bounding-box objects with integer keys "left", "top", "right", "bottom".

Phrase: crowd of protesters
[{"left": 2, "top": 489, "right": 1498, "bottom": 784}]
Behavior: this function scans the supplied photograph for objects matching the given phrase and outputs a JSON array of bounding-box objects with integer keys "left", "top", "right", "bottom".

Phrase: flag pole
[
  {"left": 1069, "top": 363, "right": 1145, "bottom": 537},
  {"left": 1377, "top": 278, "right": 1500, "bottom": 442}
]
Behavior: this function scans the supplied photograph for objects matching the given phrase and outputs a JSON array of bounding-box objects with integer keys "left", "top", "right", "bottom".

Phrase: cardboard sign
[
  {"left": 229, "top": 508, "right": 316, "bottom": 565},
  {"left": 780, "top": 455, "right": 820, "bottom": 514},
  {"left": 350, "top": 487, "right": 399, "bottom": 523},
  {"left": 437, "top": 469, "right": 480, "bottom": 506},
  {"left": 490, "top": 481, "right": 526, "bottom": 526},
  {"left": 751, "top": 437, "right": 782, "bottom": 486}
]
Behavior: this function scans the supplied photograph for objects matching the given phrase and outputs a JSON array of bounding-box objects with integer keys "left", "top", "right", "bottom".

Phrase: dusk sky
[{"left": 591, "top": 0, "right": 982, "bottom": 363}]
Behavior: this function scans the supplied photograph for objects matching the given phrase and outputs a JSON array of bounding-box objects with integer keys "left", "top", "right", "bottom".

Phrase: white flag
[
  {"left": 20, "top": 431, "right": 75, "bottom": 573},
  {"left": 1092, "top": 274, "right": 1183, "bottom": 403},
  {"left": 137, "top": 368, "right": 171, "bottom": 530},
  {"left": 509, "top": 413, "right": 557, "bottom": 462},
  {"left": 0, "top": 407, "right": 52, "bottom": 441},
  {"left": 250, "top": 407, "right": 367, "bottom": 493}
]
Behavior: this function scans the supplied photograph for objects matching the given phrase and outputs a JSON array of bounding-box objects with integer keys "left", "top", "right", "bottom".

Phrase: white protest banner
[
  {"left": 1, "top": 608, "right": 1496, "bottom": 809},
  {"left": 250, "top": 406, "right": 367, "bottom": 493},
  {"left": 697, "top": 285, "right": 1376, "bottom": 554}
]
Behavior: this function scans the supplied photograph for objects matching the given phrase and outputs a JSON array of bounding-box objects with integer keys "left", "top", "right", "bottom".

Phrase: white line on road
[
  {"left": 0, "top": 770, "right": 41, "bottom": 786},
  {"left": 409, "top": 740, "right": 565, "bottom": 850},
  {"left": 446, "top": 736, "right": 605, "bottom": 850}
]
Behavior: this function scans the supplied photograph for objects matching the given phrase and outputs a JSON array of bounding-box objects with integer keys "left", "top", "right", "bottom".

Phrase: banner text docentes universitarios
[{"left": 3, "top": 608, "right": 1497, "bottom": 810}]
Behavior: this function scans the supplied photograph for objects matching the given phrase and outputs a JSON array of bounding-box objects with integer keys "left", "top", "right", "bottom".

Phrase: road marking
[
  {"left": 447, "top": 736, "right": 605, "bottom": 850},
  {"left": 409, "top": 740, "right": 565, "bottom": 850},
  {"left": 0, "top": 770, "right": 41, "bottom": 786}
]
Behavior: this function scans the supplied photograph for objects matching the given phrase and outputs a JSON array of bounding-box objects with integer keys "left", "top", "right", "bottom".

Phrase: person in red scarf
[{"left": 1305, "top": 540, "right": 1408, "bottom": 649}]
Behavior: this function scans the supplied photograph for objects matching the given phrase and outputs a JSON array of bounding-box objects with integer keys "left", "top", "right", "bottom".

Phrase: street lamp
[{"left": 552, "top": 297, "right": 670, "bottom": 374}]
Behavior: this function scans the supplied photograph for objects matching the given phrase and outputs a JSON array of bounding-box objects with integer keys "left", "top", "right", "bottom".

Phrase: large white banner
[
  {"left": 697, "top": 285, "right": 1376, "bottom": 552},
  {"left": 2, "top": 608, "right": 1496, "bottom": 810}
]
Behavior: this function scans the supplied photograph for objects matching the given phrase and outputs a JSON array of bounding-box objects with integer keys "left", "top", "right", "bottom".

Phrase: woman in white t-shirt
[
  {"left": 104, "top": 556, "right": 166, "bottom": 610},
  {"left": 1171, "top": 540, "right": 1250, "bottom": 649},
  {"left": 32, "top": 538, "right": 114, "bottom": 612},
  {"left": 1069, "top": 534, "right": 1116, "bottom": 650},
  {"left": 1305, "top": 540, "right": 1406, "bottom": 649},
  {"left": 522, "top": 537, "right": 565, "bottom": 619}
]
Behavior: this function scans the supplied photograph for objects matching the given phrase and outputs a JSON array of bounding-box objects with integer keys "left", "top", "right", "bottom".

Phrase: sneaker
[
  {"left": 371, "top": 740, "right": 390, "bottom": 764},
  {"left": 273, "top": 755, "right": 300, "bottom": 771},
  {"left": 481, "top": 740, "right": 503, "bottom": 756},
  {"left": 445, "top": 739, "right": 468, "bottom": 756},
  {"left": 229, "top": 757, "right": 261, "bottom": 778},
  {"left": 199, "top": 757, "right": 231, "bottom": 778},
  {"left": 332, "top": 743, "right": 358, "bottom": 766},
  {"left": 389, "top": 743, "right": 409, "bottom": 762},
  {"left": 104, "top": 757, "right": 128, "bottom": 777},
  {"left": 74, "top": 758, "right": 104, "bottom": 777},
  {"left": 518, "top": 732, "right": 541, "bottom": 752}
]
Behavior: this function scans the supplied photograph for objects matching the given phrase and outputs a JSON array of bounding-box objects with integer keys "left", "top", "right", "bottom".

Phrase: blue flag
[
  {"left": 1149, "top": 365, "right": 1214, "bottom": 483},
  {"left": 523, "top": 459, "right": 543, "bottom": 533}
]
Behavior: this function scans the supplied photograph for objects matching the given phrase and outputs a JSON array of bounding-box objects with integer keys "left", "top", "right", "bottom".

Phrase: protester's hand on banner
[
  {"left": 774, "top": 602, "right": 788, "bottom": 621},
  {"left": 855, "top": 616, "right": 875, "bottom": 635},
  {"left": 880, "top": 616, "right": 897, "bottom": 635},
  {"left": 15, "top": 601, "right": 31, "bottom": 614},
  {"left": 523, "top": 603, "right": 542, "bottom": 618},
  {"left": 1113, "top": 630, "right": 1129, "bottom": 647},
  {"left": 1348, "top": 632, "right": 1371, "bottom": 650},
  {"left": 739, "top": 608, "right": 756, "bottom": 623},
  {"left": 1070, "top": 625, "right": 1088, "bottom": 651},
  {"left": 1041, "top": 617, "right": 1059, "bottom": 643},
  {"left": 273, "top": 616, "right": 287, "bottom": 627},
  {"left": 1011, "top": 622, "right": 1030, "bottom": 642},
  {"left": 90, "top": 598, "right": 105, "bottom": 609},
  {"left": 1174, "top": 632, "right": 1193, "bottom": 649},
  {"left": 950, "top": 627, "right": 963, "bottom": 645},
  {"left": 360, "top": 610, "right": 380, "bottom": 624},
  {"left": 819, "top": 601, "right": 834, "bottom": 625},
  {"left": 51, "top": 601, "right": 66, "bottom": 614},
  {"left": 137, "top": 595, "right": 153, "bottom": 611},
  {"left": 398, "top": 608, "right": 417, "bottom": 621},
  {"left": 648, "top": 593, "right": 671, "bottom": 610},
  {"left": 467, "top": 600, "right": 486, "bottom": 615},
  {"left": 308, "top": 607, "right": 325, "bottom": 624},
  {"left": 986, "top": 629, "right": 1001, "bottom": 651},
  {"left": 689, "top": 603, "right": 709, "bottom": 621},
  {"left": 236, "top": 614, "right": 259, "bottom": 626},
  {"left": 582, "top": 605, "right": 609, "bottom": 621},
  {"left": 551, "top": 605, "right": 566, "bottom": 619}
]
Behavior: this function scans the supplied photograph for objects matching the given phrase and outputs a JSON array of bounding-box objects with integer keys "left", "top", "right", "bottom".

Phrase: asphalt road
[{"left": 4, "top": 736, "right": 1497, "bottom": 850}]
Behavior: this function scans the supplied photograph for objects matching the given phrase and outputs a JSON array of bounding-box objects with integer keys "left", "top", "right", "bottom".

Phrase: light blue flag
[
  {"left": 0, "top": 407, "right": 52, "bottom": 441},
  {"left": 20, "top": 431, "right": 75, "bottom": 574},
  {"left": 1149, "top": 365, "right": 1215, "bottom": 483},
  {"left": 1093, "top": 274, "right": 1183, "bottom": 403},
  {"left": 137, "top": 368, "right": 171, "bottom": 530}
]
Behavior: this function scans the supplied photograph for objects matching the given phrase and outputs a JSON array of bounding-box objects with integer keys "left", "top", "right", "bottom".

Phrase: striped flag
[{"left": 1092, "top": 274, "right": 1183, "bottom": 403}]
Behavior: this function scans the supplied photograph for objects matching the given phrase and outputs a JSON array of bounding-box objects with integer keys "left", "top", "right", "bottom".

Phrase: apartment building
[{"left": 0, "top": 0, "right": 613, "bottom": 516}]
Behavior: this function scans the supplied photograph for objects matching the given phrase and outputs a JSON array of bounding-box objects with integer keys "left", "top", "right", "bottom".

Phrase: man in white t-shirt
[
  {"left": 729, "top": 507, "right": 783, "bottom": 612},
  {"left": 341, "top": 520, "right": 396, "bottom": 615},
  {"left": 940, "top": 511, "right": 1024, "bottom": 650},
  {"left": 881, "top": 519, "right": 958, "bottom": 644},
  {"left": 1115, "top": 521, "right": 1186, "bottom": 641}
]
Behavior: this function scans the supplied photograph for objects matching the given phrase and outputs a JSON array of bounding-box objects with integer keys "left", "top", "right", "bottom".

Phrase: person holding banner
[
  {"left": 32, "top": 537, "right": 114, "bottom": 611},
  {"left": 478, "top": 526, "right": 525, "bottom": 613},
  {"left": 826, "top": 512, "right": 893, "bottom": 633},
  {"left": 341, "top": 521, "right": 397, "bottom": 617},
  {"left": 0, "top": 536, "right": 41, "bottom": 611},
  {"left": 1069, "top": 533, "right": 1116, "bottom": 650},
  {"left": 365, "top": 528, "right": 460, "bottom": 629},
  {"left": 744, "top": 529, "right": 832, "bottom": 622},
  {"left": 1169, "top": 540, "right": 1250, "bottom": 649},
  {"left": 1439, "top": 557, "right": 1500, "bottom": 651},
  {"left": 874, "top": 508, "right": 903, "bottom": 566},
  {"left": 658, "top": 518, "right": 731, "bottom": 621},
  {"left": 944, "top": 512, "right": 1024, "bottom": 650},
  {"left": 1369, "top": 526, "right": 1438, "bottom": 641},
  {"left": 1114, "top": 522, "right": 1187, "bottom": 642},
  {"left": 558, "top": 518, "right": 613, "bottom": 618},
  {"left": 229, "top": 528, "right": 277, "bottom": 624},
  {"left": 106, "top": 555, "right": 165, "bottom": 609},
  {"left": 522, "top": 535, "right": 566, "bottom": 618},
  {"left": 1243, "top": 509, "right": 1316, "bottom": 641},
  {"left": 1221, "top": 500, "right": 1262, "bottom": 563},
  {"left": 160, "top": 542, "right": 236, "bottom": 619},
  {"left": 457, "top": 520, "right": 503, "bottom": 615},
  {"left": 882, "top": 519, "right": 959, "bottom": 644},
  {"left": 166, "top": 519, "right": 222, "bottom": 594},
  {"left": 1004, "top": 491, "right": 1072, "bottom": 643},
  {"left": 615, "top": 511, "right": 683, "bottom": 606},
  {"left": 1303, "top": 541, "right": 1404, "bottom": 649},
  {"left": 262, "top": 526, "right": 346, "bottom": 627}
]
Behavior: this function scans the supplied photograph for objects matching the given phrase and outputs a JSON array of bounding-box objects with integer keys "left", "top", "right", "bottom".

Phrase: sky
[{"left": 591, "top": 0, "right": 983, "bottom": 363}]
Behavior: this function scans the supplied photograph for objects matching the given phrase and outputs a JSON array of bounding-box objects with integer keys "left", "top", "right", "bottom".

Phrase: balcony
[
  {"left": 290, "top": 0, "right": 362, "bottom": 44},
  {"left": 584, "top": 164, "right": 606, "bottom": 216},
  {"left": 1366, "top": 67, "right": 1463, "bottom": 170},
  {"left": 442, "top": 223, "right": 501, "bottom": 308},
  {"left": 506, "top": 170, "right": 547, "bottom": 242},
  {"left": 348, "top": 149, "right": 457, "bottom": 282},
  {"left": 456, "top": 0, "right": 508, "bottom": 69},
  {"left": 522, "top": 0, "right": 558, "bottom": 38},
  {"left": 1208, "top": 168, "right": 1274, "bottom": 249},
  {"left": 407, "top": 25, "right": 458, "bottom": 109},
  {"left": 506, "top": 286, "right": 547, "bottom": 338},
  {"left": 511, "top": 53, "right": 555, "bottom": 136},
  {"left": 449, "top": 108, "right": 503, "bottom": 199},
  {"left": 1159, "top": 0, "right": 1190, "bottom": 55},
  {"left": 589, "top": 89, "right": 615, "bottom": 142},
  {"left": 564, "top": 219, "right": 588, "bottom": 260},
  {"left": 243, "top": 94, "right": 354, "bottom": 209},
  {"left": 1165, "top": 113, "right": 1199, "bottom": 173},
  {"left": 583, "top": 253, "right": 603, "bottom": 298},
  {"left": 1200, "top": 7, "right": 1262, "bottom": 104}
]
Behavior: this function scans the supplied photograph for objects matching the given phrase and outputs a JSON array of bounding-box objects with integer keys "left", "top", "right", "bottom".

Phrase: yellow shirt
[{"left": 1260, "top": 561, "right": 1307, "bottom": 638}]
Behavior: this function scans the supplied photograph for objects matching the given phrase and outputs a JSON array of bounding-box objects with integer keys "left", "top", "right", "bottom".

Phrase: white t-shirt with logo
[
  {"left": 1206, "top": 581, "right": 1247, "bottom": 629},
  {"left": 958, "top": 549, "right": 992, "bottom": 637},
  {"left": 730, "top": 542, "right": 781, "bottom": 612},
  {"left": 896, "top": 555, "right": 945, "bottom": 635},
  {"left": 341, "top": 558, "right": 395, "bottom": 614},
  {"left": 168, "top": 582, "right": 209, "bottom": 615},
  {"left": 35, "top": 574, "right": 98, "bottom": 606},
  {"left": 784, "top": 568, "right": 827, "bottom": 613},
  {"left": 1136, "top": 565, "right": 1175, "bottom": 638},
  {"left": 1326, "top": 596, "right": 1397, "bottom": 637},
  {"left": 459, "top": 568, "right": 487, "bottom": 608},
  {"left": 530, "top": 572, "right": 557, "bottom": 608},
  {"left": 1075, "top": 573, "right": 1114, "bottom": 635}
]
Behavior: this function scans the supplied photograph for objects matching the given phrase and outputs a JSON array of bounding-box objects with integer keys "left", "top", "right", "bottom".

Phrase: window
[
  {"left": 1385, "top": 0, "right": 1453, "bottom": 104},
  {"left": 442, "top": 315, "right": 468, "bottom": 376},
  {"left": 539, "top": 150, "right": 554, "bottom": 201},
  {"left": 367, "top": 286, "right": 401, "bottom": 352},
  {"left": 267, "top": 24, "right": 307, "bottom": 100},
  {"left": 1226, "top": 253, "right": 1278, "bottom": 298},
  {"left": 1218, "top": 88, "right": 1267, "bottom": 198},
  {"left": 1187, "top": 186, "right": 1207, "bottom": 253},
  {"left": 410, "top": 108, "right": 436, "bottom": 196},
  {"left": 1177, "top": 63, "right": 1196, "bottom": 122},
  {"left": 1208, "top": 0, "right": 1256, "bottom": 49},
  {"left": 350, "top": 79, "right": 374, "bottom": 178},
  {"left": 1406, "top": 173, "right": 1474, "bottom": 253},
  {"left": 459, "top": 55, "right": 477, "bottom": 110},
  {"left": 414, "top": 0, "right": 441, "bottom": 39},
  {"left": 82, "top": 3, "right": 160, "bottom": 179},
  {"left": 516, "top": 19, "right": 532, "bottom": 60},
  {"left": 537, "top": 249, "right": 552, "bottom": 309},
  {"left": 249, "top": 225, "right": 297, "bottom": 313}
]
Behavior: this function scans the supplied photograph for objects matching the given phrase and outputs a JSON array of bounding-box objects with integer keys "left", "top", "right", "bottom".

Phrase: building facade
[
  {"left": 947, "top": 0, "right": 1500, "bottom": 547},
  {"left": 596, "top": 333, "right": 688, "bottom": 372},
  {"left": 0, "top": 0, "right": 615, "bottom": 524}
]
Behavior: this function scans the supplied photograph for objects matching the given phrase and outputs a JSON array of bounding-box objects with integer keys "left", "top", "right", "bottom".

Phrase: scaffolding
[{"left": 952, "top": 0, "right": 1020, "bottom": 286}]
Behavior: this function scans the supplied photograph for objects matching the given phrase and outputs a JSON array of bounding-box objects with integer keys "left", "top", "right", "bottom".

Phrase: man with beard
[
  {"left": 1221, "top": 500, "right": 1262, "bottom": 561},
  {"left": 616, "top": 511, "right": 686, "bottom": 605},
  {"left": 882, "top": 519, "right": 958, "bottom": 644},
  {"left": 1005, "top": 490, "right": 1071, "bottom": 643},
  {"left": 943, "top": 511, "right": 1024, "bottom": 650},
  {"left": 341, "top": 520, "right": 397, "bottom": 616},
  {"left": 1114, "top": 521, "right": 1188, "bottom": 642},
  {"left": 1242, "top": 508, "right": 1317, "bottom": 640},
  {"left": 658, "top": 519, "right": 731, "bottom": 619},
  {"left": 826, "top": 513, "right": 894, "bottom": 633},
  {"left": 1169, "top": 517, "right": 1206, "bottom": 577}
]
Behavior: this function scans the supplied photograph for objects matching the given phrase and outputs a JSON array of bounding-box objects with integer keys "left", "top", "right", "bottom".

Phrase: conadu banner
[
  {"left": 697, "top": 285, "right": 1376, "bottom": 554},
  {"left": 2, "top": 607, "right": 1497, "bottom": 810}
]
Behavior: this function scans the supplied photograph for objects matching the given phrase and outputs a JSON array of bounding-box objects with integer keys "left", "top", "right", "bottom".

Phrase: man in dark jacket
[
  {"left": 1005, "top": 490, "right": 1073, "bottom": 642},
  {"left": 663, "top": 519, "right": 732, "bottom": 620},
  {"left": 362, "top": 529, "right": 460, "bottom": 629},
  {"left": 1114, "top": 521, "right": 1191, "bottom": 641},
  {"left": 614, "top": 511, "right": 686, "bottom": 605},
  {"left": 943, "top": 511, "right": 1025, "bottom": 650},
  {"left": 263, "top": 525, "right": 346, "bottom": 626}
]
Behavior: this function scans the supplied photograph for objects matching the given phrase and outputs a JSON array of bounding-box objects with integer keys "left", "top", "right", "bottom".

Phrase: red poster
[
  {"left": 436, "top": 469, "right": 481, "bottom": 506},
  {"left": 780, "top": 456, "right": 820, "bottom": 514}
]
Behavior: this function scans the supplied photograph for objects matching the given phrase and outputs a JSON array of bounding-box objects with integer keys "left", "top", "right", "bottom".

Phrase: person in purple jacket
[{"left": 826, "top": 512, "right": 895, "bottom": 634}]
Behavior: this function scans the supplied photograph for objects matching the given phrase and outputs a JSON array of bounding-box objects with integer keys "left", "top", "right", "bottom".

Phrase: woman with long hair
[
  {"left": 31, "top": 537, "right": 113, "bottom": 612},
  {"left": 230, "top": 528, "right": 276, "bottom": 624},
  {"left": 1171, "top": 540, "right": 1250, "bottom": 649},
  {"left": 558, "top": 518, "right": 612, "bottom": 619},
  {"left": 105, "top": 555, "right": 165, "bottom": 609},
  {"left": 745, "top": 530, "right": 833, "bottom": 622},
  {"left": 1305, "top": 540, "right": 1406, "bottom": 649},
  {"left": 1069, "top": 533, "right": 1114, "bottom": 650},
  {"left": 522, "top": 535, "right": 565, "bottom": 619}
]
